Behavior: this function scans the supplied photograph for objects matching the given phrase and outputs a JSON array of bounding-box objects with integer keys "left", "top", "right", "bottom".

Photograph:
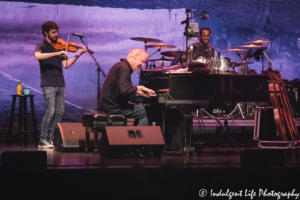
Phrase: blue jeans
[
  {"left": 117, "top": 104, "right": 149, "bottom": 126},
  {"left": 40, "top": 87, "right": 66, "bottom": 141}
]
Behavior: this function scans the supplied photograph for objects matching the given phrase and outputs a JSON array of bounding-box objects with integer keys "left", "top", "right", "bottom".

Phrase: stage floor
[
  {"left": 1, "top": 141, "right": 300, "bottom": 200},
  {"left": 1, "top": 141, "right": 300, "bottom": 169}
]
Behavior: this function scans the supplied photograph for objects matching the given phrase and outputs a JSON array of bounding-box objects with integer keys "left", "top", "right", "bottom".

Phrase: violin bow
[{"left": 65, "top": 34, "right": 70, "bottom": 69}]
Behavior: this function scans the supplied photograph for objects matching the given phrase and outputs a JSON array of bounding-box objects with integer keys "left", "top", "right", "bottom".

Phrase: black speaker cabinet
[
  {"left": 1, "top": 151, "right": 47, "bottom": 170},
  {"left": 54, "top": 123, "right": 97, "bottom": 152},
  {"left": 99, "top": 126, "right": 165, "bottom": 158}
]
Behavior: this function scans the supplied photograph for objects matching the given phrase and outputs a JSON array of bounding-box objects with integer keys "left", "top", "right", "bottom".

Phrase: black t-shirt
[
  {"left": 99, "top": 59, "right": 137, "bottom": 113},
  {"left": 35, "top": 39, "right": 66, "bottom": 87},
  {"left": 189, "top": 42, "right": 214, "bottom": 60}
]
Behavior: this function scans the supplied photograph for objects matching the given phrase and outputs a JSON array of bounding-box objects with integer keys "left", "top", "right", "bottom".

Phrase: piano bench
[{"left": 82, "top": 112, "right": 127, "bottom": 153}]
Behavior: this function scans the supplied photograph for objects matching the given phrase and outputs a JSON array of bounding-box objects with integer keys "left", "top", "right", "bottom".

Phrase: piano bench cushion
[{"left": 82, "top": 112, "right": 127, "bottom": 130}]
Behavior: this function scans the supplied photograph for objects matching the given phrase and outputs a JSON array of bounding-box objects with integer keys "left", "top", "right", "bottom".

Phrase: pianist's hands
[{"left": 137, "top": 86, "right": 155, "bottom": 96}]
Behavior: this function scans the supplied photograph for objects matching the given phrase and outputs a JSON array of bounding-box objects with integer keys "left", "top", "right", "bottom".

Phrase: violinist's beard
[{"left": 50, "top": 36, "right": 58, "bottom": 43}]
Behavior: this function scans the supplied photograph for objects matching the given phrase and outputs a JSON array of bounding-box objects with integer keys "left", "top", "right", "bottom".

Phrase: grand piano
[{"left": 136, "top": 68, "right": 270, "bottom": 155}]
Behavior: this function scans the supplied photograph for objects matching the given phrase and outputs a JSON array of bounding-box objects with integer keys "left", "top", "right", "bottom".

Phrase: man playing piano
[
  {"left": 98, "top": 48, "right": 155, "bottom": 126},
  {"left": 189, "top": 27, "right": 214, "bottom": 60}
]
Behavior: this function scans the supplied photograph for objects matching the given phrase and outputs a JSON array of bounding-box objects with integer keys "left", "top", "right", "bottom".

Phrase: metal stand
[
  {"left": 79, "top": 36, "right": 106, "bottom": 112},
  {"left": 177, "top": 106, "right": 195, "bottom": 156},
  {"left": 181, "top": 9, "right": 209, "bottom": 63}
]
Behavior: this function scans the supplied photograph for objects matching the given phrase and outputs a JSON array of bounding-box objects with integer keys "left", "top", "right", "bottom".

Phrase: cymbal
[
  {"left": 247, "top": 39, "right": 271, "bottom": 43},
  {"left": 149, "top": 56, "right": 173, "bottom": 62},
  {"left": 238, "top": 44, "right": 267, "bottom": 48},
  {"left": 146, "top": 43, "right": 176, "bottom": 49},
  {"left": 161, "top": 50, "right": 197, "bottom": 58},
  {"left": 161, "top": 50, "right": 180, "bottom": 57},
  {"left": 225, "top": 48, "right": 248, "bottom": 52},
  {"left": 130, "top": 37, "right": 162, "bottom": 43}
]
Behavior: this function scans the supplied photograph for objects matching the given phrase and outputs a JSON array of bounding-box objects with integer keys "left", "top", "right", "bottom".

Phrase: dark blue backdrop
[{"left": 1, "top": 0, "right": 300, "bottom": 131}]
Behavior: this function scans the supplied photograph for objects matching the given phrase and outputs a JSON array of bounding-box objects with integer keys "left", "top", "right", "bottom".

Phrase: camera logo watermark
[{"left": 198, "top": 189, "right": 300, "bottom": 199}]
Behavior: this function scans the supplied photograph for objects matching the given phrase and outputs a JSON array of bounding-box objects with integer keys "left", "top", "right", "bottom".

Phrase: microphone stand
[
  {"left": 181, "top": 9, "right": 191, "bottom": 64},
  {"left": 181, "top": 9, "right": 208, "bottom": 63},
  {"left": 78, "top": 36, "right": 106, "bottom": 112}
]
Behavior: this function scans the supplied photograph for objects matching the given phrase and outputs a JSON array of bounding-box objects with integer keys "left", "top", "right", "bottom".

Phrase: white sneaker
[{"left": 38, "top": 140, "right": 54, "bottom": 148}]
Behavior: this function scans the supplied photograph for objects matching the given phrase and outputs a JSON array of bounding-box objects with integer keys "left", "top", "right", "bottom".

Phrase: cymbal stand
[
  {"left": 261, "top": 48, "right": 275, "bottom": 70},
  {"left": 148, "top": 47, "right": 162, "bottom": 59},
  {"left": 144, "top": 42, "right": 163, "bottom": 69},
  {"left": 236, "top": 50, "right": 252, "bottom": 74},
  {"left": 144, "top": 41, "right": 149, "bottom": 69},
  {"left": 149, "top": 61, "right": 156, "bottom": 69},
  {"left": 79, "top": 36, "right": 106, "bottom": 112}
]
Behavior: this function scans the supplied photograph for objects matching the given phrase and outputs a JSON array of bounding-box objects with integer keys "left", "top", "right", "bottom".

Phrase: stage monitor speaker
[
  {"left": 54, "top": 123, "right": 97, "bottom": 152},
  {"left": 240, "top": 149, "right": 285, "bottom": 167},
  {"left": 99, "top": 126, "right": 165, "bottom": 158},
  {"left": 1, "top": 151, "right": 47, "bottom": 170}
]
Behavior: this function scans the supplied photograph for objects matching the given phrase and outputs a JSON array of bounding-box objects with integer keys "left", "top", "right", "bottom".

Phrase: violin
[{"left": 52, "top": 38, "right": 94, "bottom": 54}]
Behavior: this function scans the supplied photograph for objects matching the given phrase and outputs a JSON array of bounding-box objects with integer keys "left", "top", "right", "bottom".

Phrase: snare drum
[{"left": 191, "top": 57, "right": 212, "bottom": 69}]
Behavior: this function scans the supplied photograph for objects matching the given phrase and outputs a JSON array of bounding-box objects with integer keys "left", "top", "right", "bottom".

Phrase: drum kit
[
  {"left": 130, "top": 36, "right": 271, "bottom": 74},
  {"left": 130, "top": 36, "right": 272, "bottom": 118}
]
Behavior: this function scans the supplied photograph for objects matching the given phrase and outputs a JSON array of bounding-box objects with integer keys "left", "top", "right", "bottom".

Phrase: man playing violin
[
  {"left": 99, "top": 48, "right": 155, "bottom": 126},
  {"left": 35, "top": 21, "right": 87, "bottom": 148}
]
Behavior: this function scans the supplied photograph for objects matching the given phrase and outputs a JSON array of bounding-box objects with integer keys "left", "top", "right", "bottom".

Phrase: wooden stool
[{"left": 7, "top": 95, "right": 38, "bottom": 147}]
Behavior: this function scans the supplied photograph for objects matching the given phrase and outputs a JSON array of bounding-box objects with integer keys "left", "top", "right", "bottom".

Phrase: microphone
[
  {"left": 190, "top": 45, "right": 193, "bottom": 51},
  {"left": 200, "top": 14, "right": 209, "bottom": 20},
  {"left": 72, "top": 32, "right": 85, "bottom": 37}
]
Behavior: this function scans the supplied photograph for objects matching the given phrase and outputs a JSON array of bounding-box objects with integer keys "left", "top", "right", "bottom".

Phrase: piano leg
[{"left": 177, "top": 106, "right": 196, "bottom": 156}]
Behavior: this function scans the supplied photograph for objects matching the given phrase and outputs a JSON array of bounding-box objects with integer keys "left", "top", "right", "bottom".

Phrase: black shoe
[{"left": 38, "top": 140, "right": 54, "bottom": 148}]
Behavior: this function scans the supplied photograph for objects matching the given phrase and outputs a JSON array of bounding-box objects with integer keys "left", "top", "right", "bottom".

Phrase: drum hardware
[
  {"left": 225, "top": 48, "right": 248, "bottom": 52},
  {"left": 148, "top": 56, "right": 172, "bottom": 67},
  {"left": 237, "top": 43, "right": 269, "bottom": 72},
  {"left": 210, "top": 57, "right": 233, "bottom": 74},
  {"left": 160, "top": 50, "right": 181, "bottom": 57},
  {"left": 145, "top": 43, "right": 177, "bottom": 68},
  {"left": 130, "top": 37, "right": 162, "bottom": 44},
  {"left": 148, "top": 56, "right": 173, "bottom": 62},
  {"left": 201, "top": 101, "right": 259, "bottom": 120},
  {"left": 130, "top": 37, "right": 163, "bottom": 69},
  {"left": 223, "top": 48, "right": 253, "bottom": 74},
  {"left": 145, "top": 43, "right": 177, "bottom": 49},
  {"left": 250, "top": 39, "right": 271, "bottom": 71},
  {"left": 237, "top": 44, "right": 267, "bottom": 48},
  {"left": 247, "top": 38, "right": 271, "bottom": 44},
  {"left": 160, "top": 50, "right": 197, "bottom": 63},
  {"left": 191, "top": 57, "right": 212, "bottom": 71},
  {"left": 149, "top": 61, "right": 156, "bottom": 69}
]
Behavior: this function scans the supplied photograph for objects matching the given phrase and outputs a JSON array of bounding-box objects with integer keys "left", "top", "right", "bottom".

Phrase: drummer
[{"left": 189, "top": 27, "right": 214, "bottom": 60}]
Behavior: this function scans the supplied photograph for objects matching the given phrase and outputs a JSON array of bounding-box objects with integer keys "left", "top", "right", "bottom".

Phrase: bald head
[{"left": 127, "top": 48, "right": 149, "bottom": 70}]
